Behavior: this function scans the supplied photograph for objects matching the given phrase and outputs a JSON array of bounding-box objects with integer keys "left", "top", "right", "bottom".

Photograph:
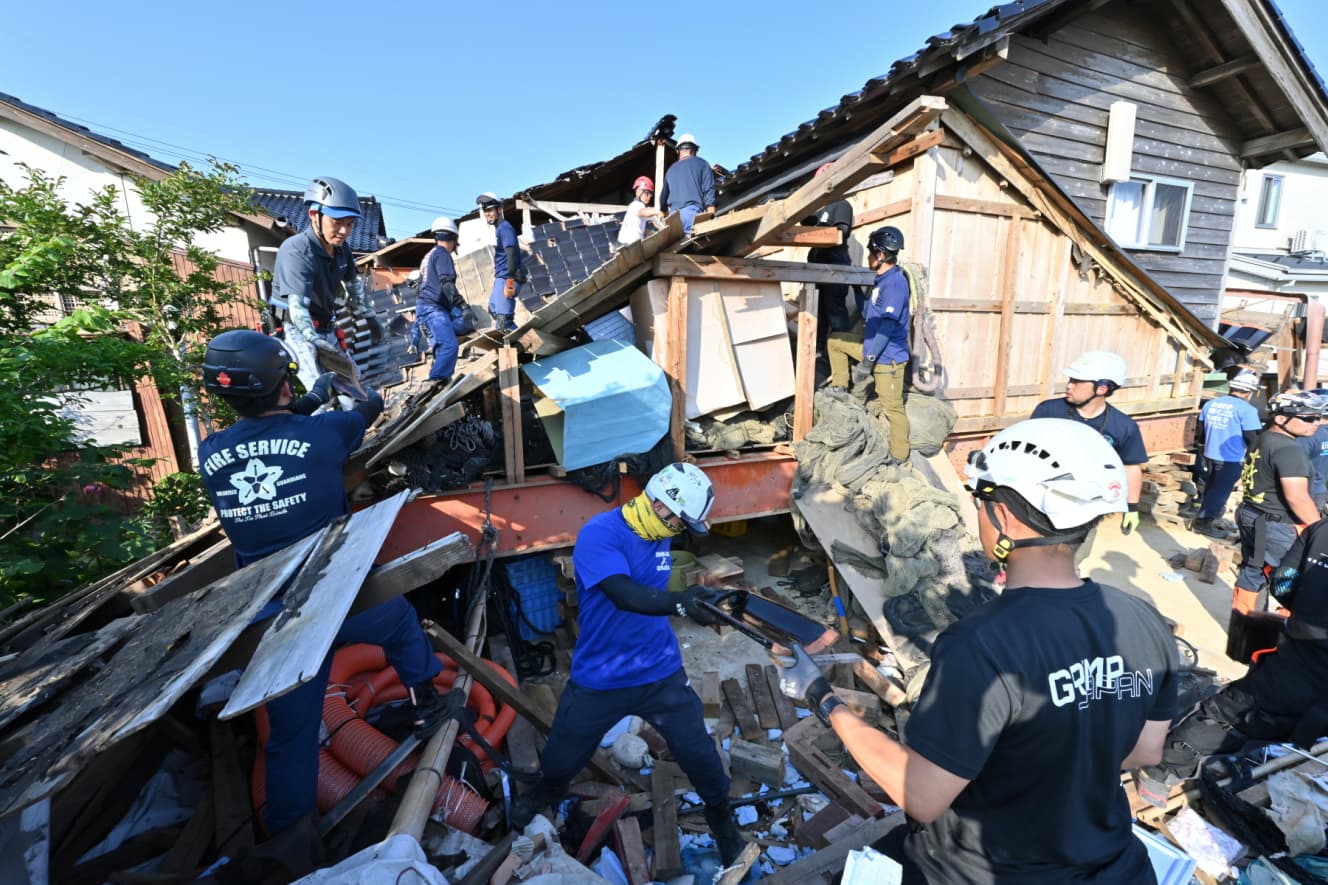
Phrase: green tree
[{"left": 0, "top": 160, "right": 256, "bottom": 607}]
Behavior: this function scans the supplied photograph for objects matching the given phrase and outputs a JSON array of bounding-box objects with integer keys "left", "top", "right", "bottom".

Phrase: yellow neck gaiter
[{"left": 622, "top": 493, "right": 681, "bottom": 541}]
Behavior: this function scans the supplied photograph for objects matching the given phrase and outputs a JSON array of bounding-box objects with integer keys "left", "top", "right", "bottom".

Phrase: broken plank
[
  {"left": 852, "top": 659, "right": 909, "bottom": 709},
  {"left": 763, "top": 665, "right": 798, "bottom": 730},
  {"left": 126, "top": 538, "right": 234, "bottom": 613},
  {"left": 219, "top": 492, "right": 410, "bottom": 720},
  {"left": 729, "top": 738, "right": 785, "bottom": 787},
  {"left": 746, "top": 664, "right": 780, "bottom": 731},
  {"left": 764, "top": 813, "right": 904, "bottom": 885},
  {"left": 701, "top": 671, "right": 723, "bottom": 719},
  {"left": 613, "top": 815, "right": 652, "bottom": 885},
  {"left": 721, "top": 678, "right": 763, "bottom": 743},
  {"left": 575, "top": 793, "right": 632, "bottom": 863},
  {"left": 783, "top": 717, "right": 883, "bottom": 819},
  {"left": 833, "top": 686, "right": 881, "bottom": 725},
  {"left": 349, "top": 531, "right": 471, "bottom": 616},
  {"left": 651, "top": 763, "right": 683, "bottom": 879},
  {"left": 717, "top": 842, "right": 761, "bottom": 885},
  {"left": 655, "top": 254, "right": 874, "bottom": 287}
]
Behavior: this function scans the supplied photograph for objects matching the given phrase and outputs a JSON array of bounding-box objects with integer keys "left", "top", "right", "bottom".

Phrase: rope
[{"left": 903, "top": 262, "right": 946, "bottom": 395}]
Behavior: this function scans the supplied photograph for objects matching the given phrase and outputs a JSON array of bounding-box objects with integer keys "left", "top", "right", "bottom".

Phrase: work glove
[
  {"left": 365, "top": 314, "right": 385, "bottom": 345},
  {"left": 774, "top": 643, "right": 833, "bottom": 711},
  {"left": 677, "top": 585, "right": 720, "bottom": 625},
  {"left": 504, "top": 277, "right": 517, "bottom": 299},
  {"left": 1121, "top": 510, "right": 1140, "bottom": 535},
  {"left": 313, "top": 337, "right": 340, "bottom": 355},
  {"left": 850, "top": 361, "right": 874, "bottom": 387},
  {"left": 308, "top": 372, "right": 336, "bottom": 406}
]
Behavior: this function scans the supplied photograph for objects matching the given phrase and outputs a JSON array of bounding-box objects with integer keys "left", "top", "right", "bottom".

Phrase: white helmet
[
  {"left": 965, "top": 419, "right": 1128, "bottom": 531},
  {"left": 676, "top": 133, "right": 699, "bottom": 150},
  {"left": 1063, "top": 350, "right": 1127, "bottom": 388},
  {"left": 644, "top": 462, "right": 715, "bottom": 534},
  {"left": 1228, "top": 370, "right": 1260, "bottom": 393},
  {"left": 431, "top": 216, "right": 458, "bottom": 237}
]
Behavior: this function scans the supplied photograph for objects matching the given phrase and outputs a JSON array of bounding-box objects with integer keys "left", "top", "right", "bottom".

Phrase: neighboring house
[
  {"left": 0, "top": 91, "right": 288, "bottom": 495},
  {"left": 719, "top": 0, "right": 1328, "bottom": 331},
  {"left": 1225, "top": 152, "right": 1328, "bottom": 299}
]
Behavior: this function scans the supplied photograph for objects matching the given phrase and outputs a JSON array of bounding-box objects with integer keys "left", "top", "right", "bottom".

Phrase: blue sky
[{"left": 2, "top": 0, "right": 1324, "bottom": 239}]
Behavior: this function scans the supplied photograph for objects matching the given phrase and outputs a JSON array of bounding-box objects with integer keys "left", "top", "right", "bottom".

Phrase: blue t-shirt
[
  {"left": 199, "top": 410, "right": 366, "bottom": 567},
  {"left": 1030, "top": 398, "right": 1149, "bottom": 465},
  {"left": 492, "top": 219, "right": 522, "bottom": 278},
  {"left": 570, "top": 510, "right": 683, "bottom": 690},
  {"left": 1201, "top": 395, "right": 1262, "bottom": 462},
  {"left": 863, "top": 265, "right": 911, "bottom": 364},
  {"left": 419, "top": 244, "right": 457, "bottom": 312},
  {"left": 1299, "top": 425, "right": 1328, "bottom": 501},
  {"left": 271, "top": 226, "right": 356, "bottom": 325}
]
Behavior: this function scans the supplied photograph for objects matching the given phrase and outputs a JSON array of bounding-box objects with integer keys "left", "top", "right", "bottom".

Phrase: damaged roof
[{"left": 250, "top": 188, "right": 389, "bottom": 254}]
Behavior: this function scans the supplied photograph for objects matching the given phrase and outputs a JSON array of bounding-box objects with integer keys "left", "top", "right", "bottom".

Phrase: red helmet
[
  {"left": 815, "top": 162, "right": 835, "bottom": 177},
  {"left": 632, "top": 176, "right": 654, "bottom": 193}
]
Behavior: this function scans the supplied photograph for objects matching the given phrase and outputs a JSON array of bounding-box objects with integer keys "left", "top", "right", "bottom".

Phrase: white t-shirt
[{"left": 617, "top": 200, "right": 650, "bottom": 245}]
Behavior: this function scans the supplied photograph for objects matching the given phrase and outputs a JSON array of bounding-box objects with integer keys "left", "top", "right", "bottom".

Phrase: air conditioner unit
[
  {"left": 1292, "top": 229, "right": 1311, "bottom": 253},
  {"left": 1291, "top": 229, "right": 1328, "bottom": 254}
]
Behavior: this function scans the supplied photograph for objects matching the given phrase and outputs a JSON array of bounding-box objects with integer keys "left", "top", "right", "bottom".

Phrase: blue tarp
[{"left": 522, "top": 339, "right": 670, "bottom": 471}]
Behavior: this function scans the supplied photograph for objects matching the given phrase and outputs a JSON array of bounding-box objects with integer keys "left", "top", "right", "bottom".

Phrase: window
[
  {"left": 1105, "top": 176, "right": 1194, "bottom": 251},
  {"left": 1255, "top": 174, "right": 1283, "bottom": 229}
]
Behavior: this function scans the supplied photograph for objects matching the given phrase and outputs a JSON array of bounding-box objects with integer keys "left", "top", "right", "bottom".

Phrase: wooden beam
[
  {"left": 1189, "top": 54, "right": 1260, "bottom": 88},
  {"left": 498, "top": 345, "right": 524, "bottom": 485},
  {"left": 854, "top": 198, "right": 911, "bottom": 228},
  {"left": 992, "top": 218, "right": 1022, "bottom": 418},
  {"left": 934, "top": 194, "right": 1036, "bottom": 219},
  {"left": 1241, "top": 127, "right": 1315, "bottom": 158},
  {"left": 516, "top": 198, "right": 630, "bottom": 217},
  {"left": 793, "top": 284, "right": 818, "bottom": 442},
  {"left": 651, "top": 763, "right": 683, "bottom": 879},
  {"left": 784, "top": 717, "right": 883, "bottom": 818},
  {"left": 666, "top": 276, "right": 688, "bottom": 458},
  {"left": 655, "top": 254, "right": 875, "bottom": 286},
  {"left": 763, "top": 226, "right": 843, "bottom": 247},
  {"left": 872, "top": 127, "right": 944, "bottom": 167}
]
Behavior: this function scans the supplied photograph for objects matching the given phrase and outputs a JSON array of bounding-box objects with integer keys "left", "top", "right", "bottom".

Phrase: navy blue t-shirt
[
  {"left": 419, "top": 244, "right": 458, "bottom": 311},
  {"left": 271, "top": 226, "right": 357, "bottom": 325},
  {"left": 199, "top": 411, "right": 366, "bottom": 566},
  {"left": 492, "top": 219, "right": 522, "bottom": 279},
  {"left": 1299, "top": 425, "right": 1328, "bottom": 501},
  {"left": 661, "top": 155, "right": 716, "bottom": 212},
  {"left": 1031, "top": 399, "right": 1148, "bottom": 465},
  {"left": 863, "top": 265, "right": 911, "bottom": 364},
  {"left": 570, "top": 510, "right": 683, "bottom": 690}
]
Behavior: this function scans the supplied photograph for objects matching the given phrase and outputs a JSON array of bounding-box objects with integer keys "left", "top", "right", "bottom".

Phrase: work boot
[
  {"left": 704, "top": 801, "right": 746, "bottom": 867},
  {"left": 510, "top": 779, "right": 564, "bottom": 829},
  {"left": 408, "top": 679, "right": 450, "bottom": 738},
  {"left": 1193, "top": 519, "right": 1225, "bottom": 539}
]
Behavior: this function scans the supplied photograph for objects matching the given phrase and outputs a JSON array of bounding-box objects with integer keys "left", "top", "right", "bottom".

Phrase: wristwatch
[{"left": 816, "top": 692, "right": 846, "bottom": 727}]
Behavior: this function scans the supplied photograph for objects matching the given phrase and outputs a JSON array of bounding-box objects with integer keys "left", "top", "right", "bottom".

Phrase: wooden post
[
  {"left": 651, "top": 763, "right": 683, "bottom": 879},
  {"left": 793, "top": 284, "right": 819, "bottom": 441},
  {"left": 991, "top": 218, "right": 1022, "bottom": 418},
  {"left": 910, "top": 145, "right": 938, "bottom": 270},
  {"left": 666, "top": 276, "right": 688, "bottom": 457},
  {"left": 1039, "top": 236, "right": 1071, "bottom": 402},
  {"left": 655, "top": 141, "right": 666, "bottom": 211},
  {"left": 498, "top": 345, "right": 524, "bottom": 484}
]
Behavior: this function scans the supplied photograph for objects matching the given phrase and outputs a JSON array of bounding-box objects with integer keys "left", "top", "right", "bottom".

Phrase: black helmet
[
  {"left": 203, "top": 330, "right": 296, "bottom": 399},
  {"left": 868, "top": 226, "right": 904, "bottom": 254},
  {"left": 303, "top": 176, "right": 361, "bottom": 219}
]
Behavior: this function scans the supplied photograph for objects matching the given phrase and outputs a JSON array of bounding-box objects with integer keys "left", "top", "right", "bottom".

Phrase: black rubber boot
[
  {"left": 704, "top": 801, "right": 746, "bottom": 867},
  {"left": 408, "top": 680, "right": 448, "bottom": 737},
  {"left": 510, "top": 779, "right": 564, "bottom": 829}
]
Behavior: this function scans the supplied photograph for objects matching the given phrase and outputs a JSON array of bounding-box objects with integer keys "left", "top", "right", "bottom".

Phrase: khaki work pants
[{"left": 826, "top": 333, "right": 911, "bottom": 461}]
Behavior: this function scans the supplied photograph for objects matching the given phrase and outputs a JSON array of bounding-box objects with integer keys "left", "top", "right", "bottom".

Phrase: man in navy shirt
[
  {"left": 1032, "top": 351, "right": 1147, "bottom": 564},
  {"left": 777, "top": 419, "right": 1178, "bottom": 883},
  {"left": 1298, "top": 398, "right": 1328, "bottom": 514},
  {"left": 478, "top": 192, "right": 525, "bottom": 333},
  {"left": 827, "top": 226, "right": 912, "bottom": 461},
  {"left": 1193, "top": 370, "right": 1262, "bottom": 536},
  {"left": 270, "top": 176, "right": 385, "bottom": 393},
  {"left": 414, "top": 216, "right": 470, "bottom": 385},
  {"left": 510, "top": 463, "right": 745, "bottom": 865},
  {"left": 198, "top": 330, "right": 445, "bottom": 839},
  {"left": 661, "top": 134, "right": 716, "bottom": 236}
]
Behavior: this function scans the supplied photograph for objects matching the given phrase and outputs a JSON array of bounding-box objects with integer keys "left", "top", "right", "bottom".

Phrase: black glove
[
  {"left": 775, "top": 643, "right": 833, "bottom": 711},
  {"left": 289, "top": 372, "right": 337, "bottom": 415},
  {"left": 850, "top": 361, "right": 874, "bottom": 386},
  {"left": 365, "top": 315, "right": 385, "bottom": 345},
  {"left": 677, "top": 585, "right": 719, "bottom": 625}
]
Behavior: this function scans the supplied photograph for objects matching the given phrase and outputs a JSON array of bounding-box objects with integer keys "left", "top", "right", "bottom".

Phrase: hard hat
[
  {"left": 304, "top": 176, "right": 361, "bottom": 219},
  {"left": 476, "top": 192, "right": 502, "bottom": 209},
  {"left": 203, "top": 330, "right": 296, "bottom": 399},
  {"left": 676, "top": 133, "right": 699, "bottom": 150},
  {"left": 1228, "top": 370, "right": 1260, "bottom": 393},
  {"left": 1063, "top": 351, "right": 1127, "bottom": 388},
  {"left": 1271, "top": 390, "right": 1326, "bottom": 418},
  {"left": 431, "top": 216, "right": 458, "bottom": 237},
  {"left": 632, "top": 175, "right": 655, "bottom": 193},
  {"left": 965, "top": 418, "right": 1128, "bottom": 530},
  {"left": 868, "top": 226, "right": 905, "bottom": 254},
  {"left": 644, "top": 462, "right": 715, "bottom": 535}
]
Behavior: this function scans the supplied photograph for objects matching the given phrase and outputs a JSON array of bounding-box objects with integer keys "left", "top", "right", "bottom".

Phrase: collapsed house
[{"left": 5, "top": 0, "right": 1328, "bottom": 882}]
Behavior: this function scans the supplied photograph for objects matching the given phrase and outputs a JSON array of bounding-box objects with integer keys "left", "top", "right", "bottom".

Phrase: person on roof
[
  {"left": 509, "top": 463, "right": 745, "bottom": 867},
  {"left": 617, "top": 176, "right": 664, "bottom": 246},
  {"left": 776, "top": 418, "right": 1179, "bottom": 883},
  {"left": 1192, "top": 369, "right": 1263, "bottom": 537},
  {"left": 1031, "top": 350, "right": 1147, "bottom": 562},
  {"left": 414, "top": 216, "right": 472, "bottom": 386},
  {"left": 1229, "top": 390, "right": 1324, "bottom": 619},
  {"left": 801, "top": 162, "right": 855, "bottom": 354},
  {"left": 197, "top": 331, "right": 446, "bottom": 849},
  {"left": 477, "top": 193, "right": 525, "bottom": 334},
  {"left": 270, "top": 176, "right": 385, "bottom": 393},
  {"left": 826, "top": 226, "right": 911, "bottom": 462},
  {"left": 660, "top": 134, "right": 715, "bottom": 235}
]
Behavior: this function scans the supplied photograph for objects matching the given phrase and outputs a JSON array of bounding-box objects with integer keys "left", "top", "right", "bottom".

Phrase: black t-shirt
[
  {"left": 1254, "top": 518, "right": 1328, "bottom": 709},
  {"left": 1030, "top": 399, "right": 1149, "bottom": 465},
  {"left": 1241, "top": 430, "right": 1312, "bottom": 519},
  {"left": 805, "top": 199, "right": 853, "bottom": 265},
  {"left": 900, "top": 581, "right": 1178, "bottom": 884}
]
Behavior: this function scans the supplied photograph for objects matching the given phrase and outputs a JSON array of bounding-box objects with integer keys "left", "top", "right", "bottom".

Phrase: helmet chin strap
[{"left": 982, "top": 500, "right": 1070, "bottom": 561}]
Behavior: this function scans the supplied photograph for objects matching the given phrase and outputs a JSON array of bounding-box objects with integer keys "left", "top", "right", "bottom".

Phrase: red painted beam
[{"left": 377, "top": 452, "right": 796, "bottom": 562}]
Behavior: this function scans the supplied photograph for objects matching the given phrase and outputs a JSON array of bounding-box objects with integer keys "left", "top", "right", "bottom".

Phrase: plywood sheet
[{"left": 687, "top": 290, "right": 746, "bottom": 419}]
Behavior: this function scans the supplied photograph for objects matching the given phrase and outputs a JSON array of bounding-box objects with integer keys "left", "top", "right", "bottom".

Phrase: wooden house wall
[{"left": 967, "top": 4, "right": 1243, "bottom": 328}]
